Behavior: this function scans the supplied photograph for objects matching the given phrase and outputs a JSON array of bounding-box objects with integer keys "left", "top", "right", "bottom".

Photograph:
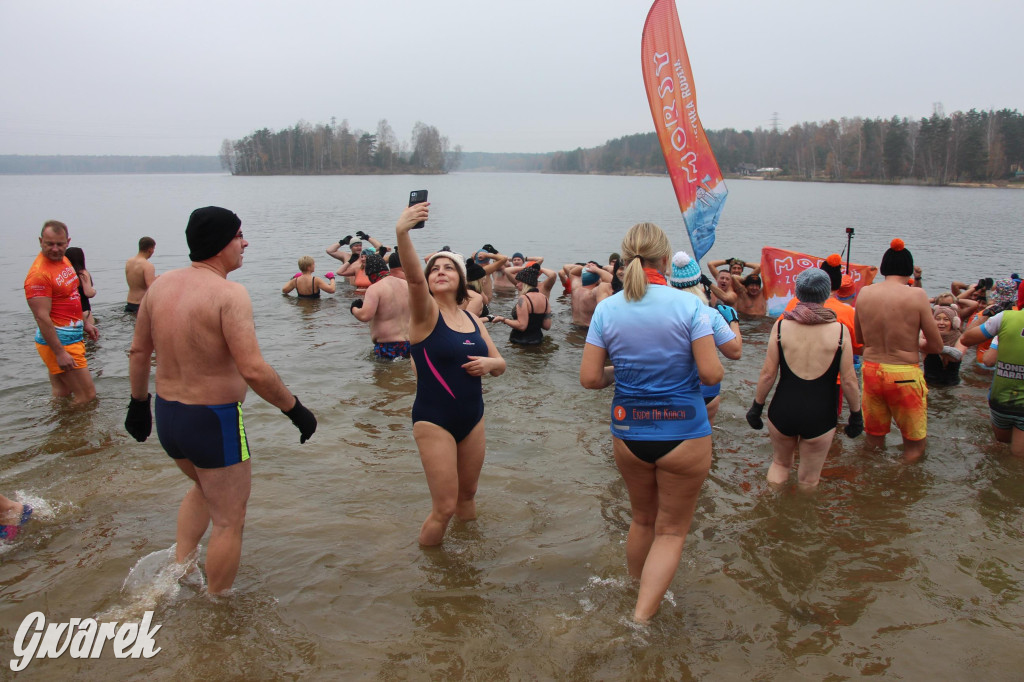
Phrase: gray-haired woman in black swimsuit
[{"left": 748, "top": 268, "right": 862, "bottom": 488}]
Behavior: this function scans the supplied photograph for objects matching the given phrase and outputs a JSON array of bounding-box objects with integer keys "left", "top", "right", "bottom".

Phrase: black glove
[
  {"left": 377, "top": 245, "right": 390, "bottom": 256},
  {"left": 482, "top": 243, "right": 498, "bottom": 254},
  {"left": 339, "top": 235, "right": 352, "bottom": 246},
  {"left": 356, "top": 230, "right": 370, "bottom": 240},
  {"left": 350, "top": 298, "right": 364, "bottom": 312},
  {"left": 283, "top": 396, "right": 317, "bottom": 444},
  {"left": 700, "top": 274, "right": 713, "bottom": 288},
  {"left": 746, "top": 399, "right": 764, "bottom": 430},
  {"left": 844, "top": 409, "right": 864, "bottom": 439},
  {"left": 348, "top": 252, "right": 360, "bottom": 264},
  {"left": 125, "top": 394, "right": 152, "bottom": 442}
]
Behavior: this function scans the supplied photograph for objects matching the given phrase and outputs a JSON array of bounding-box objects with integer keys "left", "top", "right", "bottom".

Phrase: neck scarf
[
  {"left": 644, "top": 267, "right": 667, "bottom": 286},
  {"left": 368, "top": 270, "right": 389, "bottom": 284},
  {"left": 783, "top": 301, "right": 836, "bottom": 324}
]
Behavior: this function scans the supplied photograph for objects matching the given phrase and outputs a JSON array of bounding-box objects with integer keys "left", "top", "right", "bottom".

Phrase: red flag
[
  {"left": 761, "top": 247, "right": 877, "bottom": 315},
  {"left": 641, "top": 0, "right": 726, "bottom": 261}
]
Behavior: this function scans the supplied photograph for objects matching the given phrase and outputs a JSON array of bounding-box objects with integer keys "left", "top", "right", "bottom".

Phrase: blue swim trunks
[
  {"left": 374, "top": 340, "right": 411, "bottom": 360},
  {"left": 155, "top": 395, "right": 250, "bottom": 469}
]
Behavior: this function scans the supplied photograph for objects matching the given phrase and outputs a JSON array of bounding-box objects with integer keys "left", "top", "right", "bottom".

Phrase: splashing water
[{"left": 97, "top": 544, "right": 205, "bottom": 621}]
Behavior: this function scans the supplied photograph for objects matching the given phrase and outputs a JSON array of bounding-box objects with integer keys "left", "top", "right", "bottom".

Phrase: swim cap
[
  {"left": 795, "top": 268, "right": 831, "bottom": 304},
  {"left": 880, "top": 238, "right": 914, "bottom": 277},
  {"left": 363, "top": 246, "right": 376, "bottom": 255},
  {"left": 512, "top": 252, "right": 525, "bottom": 261},
  {"left": 820, "top": 254, "right": 843, "bottom": 291},
  {"left": 515, "top": 263, "right": 541, "bottom": 288},
  {"left": 425, "top": 251, "right": 467, "bottom": 283},
  {"left": 465, "top": 260, "right": 487, "bottom": 282},
  {"left": 670, "top": 251, "right": 701, "bottom": 289},
  {"left": 388, "top": 251, "right": 402, "bottom": 269},
  {"left": 186, "top": 206, "right": 241, "bottom": 262},
  {"left": 364, "top": 253, "right": 389, "bottom": 283},
  {"left": 581, "top": 270, "right": 600, "bottom": 286}
]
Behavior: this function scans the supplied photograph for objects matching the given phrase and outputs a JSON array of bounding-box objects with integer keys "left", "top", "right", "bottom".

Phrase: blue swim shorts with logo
[{"left": 155, "top": 395, "right": 250, "bottom": 468}]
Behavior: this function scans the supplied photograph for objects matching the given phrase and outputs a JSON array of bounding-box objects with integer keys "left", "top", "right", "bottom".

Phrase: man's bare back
[
  {"left": 139, "top": 267, "right": 256, "bottom": 404},
  {"left": 125, "top": 253, "right": 156, "bottom": 305},
  {"left": 855, "top": 278, "right": 943, "bottom": 364},
  {"left": 570, "top": 282, "right": 601, "bottom": 326},
  {"left": 355, "top": 276, "right": 410, "bottom": 344},
  {"left": 492, "top": 266, "right": 518, "bottom": 293}
]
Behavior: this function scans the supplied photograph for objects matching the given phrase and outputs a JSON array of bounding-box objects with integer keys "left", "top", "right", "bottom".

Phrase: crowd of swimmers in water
[{"left": 11, "top": 203, "right": 1024, "bottom": 624}]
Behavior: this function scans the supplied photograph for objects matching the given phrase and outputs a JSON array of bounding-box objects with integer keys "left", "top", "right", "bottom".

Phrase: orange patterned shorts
[
  {"left": 861, "top": 361, "right": 928, "bottom": 440},
  {"left": 35, "top": 341, "right": 87, "bottom": 375}
]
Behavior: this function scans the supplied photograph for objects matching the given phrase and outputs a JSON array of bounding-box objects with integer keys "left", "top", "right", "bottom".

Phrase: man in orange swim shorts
[
  {"left": 854, "top": 238, "right": 943, "bottom": 462},
  {"left": 24, "top": 220, "right": 99, "bottom": 404}
]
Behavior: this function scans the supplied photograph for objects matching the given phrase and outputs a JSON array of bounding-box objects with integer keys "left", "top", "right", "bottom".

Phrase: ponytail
[
  {"left": 622, "top": 257, "right": 648, "bottom": 302},
  {"left": 620, "top": 222, "right": 671, "bottom": 302}
]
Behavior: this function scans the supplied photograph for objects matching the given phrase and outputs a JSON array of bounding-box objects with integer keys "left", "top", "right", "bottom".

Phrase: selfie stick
[{"left": 844, "top": 227, "right": 854, "bottom": 274}]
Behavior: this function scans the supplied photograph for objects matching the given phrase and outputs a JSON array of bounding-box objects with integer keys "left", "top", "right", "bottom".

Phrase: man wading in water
[
  {"left": 125, "top": 206, "right": 317, "bottom": 594},
  {"left": 854, "top": 238, "right": 942, "bottom": 462}
]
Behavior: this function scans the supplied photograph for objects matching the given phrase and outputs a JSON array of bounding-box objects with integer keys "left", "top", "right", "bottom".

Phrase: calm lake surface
[{"left": 1, "top": 173, "right": 1022, "bottom": 680}]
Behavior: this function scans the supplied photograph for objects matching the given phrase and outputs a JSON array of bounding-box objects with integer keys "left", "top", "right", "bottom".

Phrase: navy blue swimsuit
[{"left": 411, "top": 310, "right": 486, "bottom": 442}]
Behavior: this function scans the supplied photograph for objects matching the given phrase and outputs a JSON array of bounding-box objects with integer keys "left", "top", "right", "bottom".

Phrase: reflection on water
[{"left": 1, "top": 175, "right": 1023, "bottom": 677}]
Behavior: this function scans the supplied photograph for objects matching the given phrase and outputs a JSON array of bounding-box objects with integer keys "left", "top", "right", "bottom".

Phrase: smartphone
[{"left": 408, "top": 190, "right": 428, "bottom": 229}]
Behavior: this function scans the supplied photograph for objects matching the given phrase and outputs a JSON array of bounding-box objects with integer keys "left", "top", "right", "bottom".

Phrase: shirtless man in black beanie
[
  {"left": 854, "top": 238, "right": 942, "bottom": 463},
  {"left": 125, "top": 206, "right": 317, "bottom": 594}
]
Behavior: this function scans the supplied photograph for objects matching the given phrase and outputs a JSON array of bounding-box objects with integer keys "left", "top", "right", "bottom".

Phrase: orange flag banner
[
  {"left": 641, "top": 0, "right": 727, "bottom": 261},
  {"left": 761, "top": 247, "right": 878, "bottom": 316}
]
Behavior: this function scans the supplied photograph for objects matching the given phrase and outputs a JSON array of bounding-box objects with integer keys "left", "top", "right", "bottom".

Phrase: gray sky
[{"left": 1, "top": 0, "right": 1020, "bottom": 156}]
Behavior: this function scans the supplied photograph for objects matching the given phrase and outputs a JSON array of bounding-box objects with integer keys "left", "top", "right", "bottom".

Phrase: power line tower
[
  {"left": 932, "top": 102, "right": 945, "bottom": 118},
  {"left": 771, "top": 112, "right": 781, "bottom": 134}
]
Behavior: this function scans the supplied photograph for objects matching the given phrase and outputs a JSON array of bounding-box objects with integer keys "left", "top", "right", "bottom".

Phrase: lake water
[{"left": 1, "top": 173, "right": 1022, "bottom": 680}]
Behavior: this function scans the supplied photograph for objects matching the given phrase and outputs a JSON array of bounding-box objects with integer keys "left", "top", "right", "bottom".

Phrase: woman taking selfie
[{"left": 396, "top": 200, "right": 506, "bottom": 546}]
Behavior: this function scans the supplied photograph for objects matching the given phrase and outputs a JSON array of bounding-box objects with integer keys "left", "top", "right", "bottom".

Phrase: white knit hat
[
  {"left": 425, "top": 251, "right": 467, "bottom": 282},
  {"left": 670, "top": 251, "right": 701, "bottom": 289}
]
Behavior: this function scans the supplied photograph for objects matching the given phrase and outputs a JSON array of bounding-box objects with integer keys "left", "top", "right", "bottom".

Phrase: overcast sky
[{"left": 1, "top": 0, "right": 1020, "bottom": 157}]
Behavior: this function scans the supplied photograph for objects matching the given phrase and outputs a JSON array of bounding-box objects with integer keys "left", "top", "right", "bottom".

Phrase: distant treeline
[
  {"left": 0, "top": 155, "right": 221, "bottom": 174},
  {"left": 10, "top": 107, "right": 1021, "bottom": 184},
  {"left": 222, "top": 119, "right": 461, "bottom": 175},
  {"left": 540, "top": 108, "right": 1024, "bottom": 185}
]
